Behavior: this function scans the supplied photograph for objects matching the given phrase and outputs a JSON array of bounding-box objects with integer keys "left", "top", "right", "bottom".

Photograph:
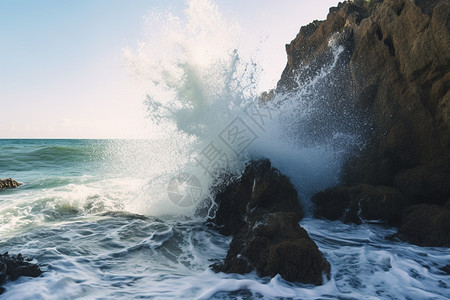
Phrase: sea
[
  {"left": 0, "top": 139, "right": 449, "bottom": 299},
  {"left": 1, "top": 1, "right": 449, "bottom": 298}
]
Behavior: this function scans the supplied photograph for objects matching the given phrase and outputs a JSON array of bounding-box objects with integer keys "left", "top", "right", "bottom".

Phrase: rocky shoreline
[
  {"left": 1, "top": 180, "right": 41, "bottom": 293},
  {"left": 0, "top": 253, "right": 42, "bottom": 295},
  {"left": 209, "top": 0, "right": 449, "bottom": 285},
  {"left": 276, "top": 0, "right": 449, "bottom": 247},
  {"left": 1, "top": 0, "right": 448, "bottom": 291},
  {"left": 210, "top": 160, "right": 330, "bottom": 285}
]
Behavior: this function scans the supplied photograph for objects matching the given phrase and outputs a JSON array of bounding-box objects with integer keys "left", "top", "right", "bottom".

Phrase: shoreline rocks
[
  {"left": 276, "top": 0, "right": 449, "bottom": 247},
  {"left": 0, "top": 178, "right": 20, "bottom": 189},
  {"left": 0, "top": 252, "right": 43, "bottom": 295},
  {"left": 210, "top": 160, "right": 330, "bottom": 285},
  {"left": 395, "top": 204, "right": 450, "bottom": 247},
  {"left": 312, "top": 184, "right": 408, "bottom": 225}
]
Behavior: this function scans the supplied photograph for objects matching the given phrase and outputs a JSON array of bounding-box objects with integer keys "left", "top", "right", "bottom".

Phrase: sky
[{"left": 0, "top": 0, "right": 339, "bottom": 139}]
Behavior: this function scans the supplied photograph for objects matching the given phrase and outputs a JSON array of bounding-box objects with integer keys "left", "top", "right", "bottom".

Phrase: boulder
[
  {"left": 210, "top": 160, "right": 330, "bottom": 285},
  {"left": 394, "top": 154, "right": 450, "bottom": 205},
  {"left": 396, "top": 204, "right": 450, "bottom": 247},
  {"left": 212, "top": 159, "right": 303, "bottom": 236},
  {"left": 312, "top": 184, "right": 408, "bottom": 225},
  {"left": 0, "top": 252, "right": 42, "bottom": 294},
  {"left": 0, "top": 178, "right": 20, "bottom": 189}
]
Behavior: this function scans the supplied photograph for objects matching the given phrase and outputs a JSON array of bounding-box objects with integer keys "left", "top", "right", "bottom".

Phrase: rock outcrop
[
  {"left": 0, "top": 178, "right": 20, "bottom": 189},
  {"left": 210, "top": 160, "right": 330, "bottom": 285},
  {"left": 312, "top": 184, "right": 408, "bottom": 225},
  {"left": 396, "top": 204, "right": 450, "bottom": 247},
  {"left": 0, "top": 252, "right": 43, "bottom": 295},
  {"left": 276, "top": 0, "right": 449, "bottom": 246}
]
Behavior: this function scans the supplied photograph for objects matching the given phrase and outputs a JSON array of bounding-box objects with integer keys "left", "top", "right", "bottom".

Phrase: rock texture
[
  {"left": 0, "top": 178, "right": 20, "bottom": 189},
  {"left": 396, "top": 204, "right": 450, "bottom": 247},
  {"left": 312, "top": 184, "right": 407, "bottom": 225},
  {"left": 210, "top": 160, "right": 330, "bottom": 285},
  {"left": 0, "top": 252, "right": 42, "bottom": 295},
  {"left": 276, "top": 0, "right": 449, "bottom": 246}
]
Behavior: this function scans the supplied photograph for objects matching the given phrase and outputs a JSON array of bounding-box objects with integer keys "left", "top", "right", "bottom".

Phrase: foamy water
[
  {"left": 1, "top": 0, "right": 449, "bottom": 299},
  {"left": 1, "top": 139, "right": 449, "bottom": 299}
]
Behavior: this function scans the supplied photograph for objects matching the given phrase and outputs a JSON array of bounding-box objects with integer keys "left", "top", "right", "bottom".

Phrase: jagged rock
[
  {"left": 396, "top": 204, "right": 450, "bottom": 247},
  {"left": 212, "top": 159, "right": 303, "bottom": 236},
  {"left": 210, "top": 160, "right": 330, "bottom": 285},
  {"left": 0, "top": 252, "right": 42, "bottom": 294},
  {"left": 0, "top": 178, "right": 20, "bottom": 189},
  {"left": 278, "top": 0, "right": 450, "bottom": 243},
  {"left": 312, "top": 184, "right": 408, "bottom": 225},
  {"left": 212, "top": 212, "right": 331, "bottom": 285},
  {"left": 440, "top": 265, "right": 450, "bottom": 275},
  {"left": 345, "top": 0, "right": 450, "bottom": 193}
]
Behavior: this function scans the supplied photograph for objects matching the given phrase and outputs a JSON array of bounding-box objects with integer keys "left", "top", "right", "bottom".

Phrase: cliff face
[
  {"left": 348, "top": 0, "right": 449, "bottom": 202},
  {"left": 278, "top": 0, "right": 449, "bottom": 204},
  {"left": 276, "top": 0, "right": 449, "bottom": 245}
]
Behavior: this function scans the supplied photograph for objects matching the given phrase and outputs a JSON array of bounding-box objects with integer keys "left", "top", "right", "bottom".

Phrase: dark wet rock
[
  {"left": 212, "top": 159, "right": 303, "bottom": 236},
  {"left": 394, "top": 154, "right": 450, "bottom": 205},
  {"left": 275, "top": 1, "right": 370, "bottom": 146},
  {"left": 212, "top": 212, "right": 331, "bottom": 285},
  {"left": 343, "top": 0, "right": 449, "bottom": 203},
  {"left": 312, "top": 184, "right": 408, "bottom": 225},
  {"left": 396, "top": 204, "right": 450, "bottom": 247},
  {"left": 0, "top": 178, "right": 20, "bottom": 189},
  {"left": 210, "top": 160, "right": 330, "bottom": 285},
  {"left": 277, "top": 1, "right": 366, "bottom": 94},
  {"left": 440, "top": 265, "right": 450, "bottom": 275},
  {"left": 0, "top": 252, "right": 42, "bottom": 293},
  {"left": 278, "top": 0, "right": 450, "bottom": 242}
]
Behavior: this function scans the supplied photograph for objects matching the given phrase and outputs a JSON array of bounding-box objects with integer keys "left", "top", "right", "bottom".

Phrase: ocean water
[
  {"left": 2, "top": 0, "right": 449, "bottom": 298},
  {"left": 0, "top": 139, "right": 449, "bottom": 299}
]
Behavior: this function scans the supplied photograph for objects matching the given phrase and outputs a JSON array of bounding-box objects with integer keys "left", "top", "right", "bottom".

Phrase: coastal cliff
[
  {"left": 210, "top": 0, "right": 449, "bottom": 285},
  {"left": 277, "top": 0, "right": 449, "bottom": 246}
]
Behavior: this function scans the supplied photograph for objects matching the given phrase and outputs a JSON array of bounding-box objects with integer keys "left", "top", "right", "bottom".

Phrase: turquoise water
[
  {"left": 1, "top": 139, "right": 449, "bottom": 299},
  {"left": 0, "top": 139, "right": 107, "bottom": 179}
]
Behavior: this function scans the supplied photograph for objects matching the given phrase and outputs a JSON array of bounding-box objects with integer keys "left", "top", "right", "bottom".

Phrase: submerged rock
[
  {"left": 0, "top": 178, "right": 20, "bottom": 189},
  {"left": 99, "top": 211, "right": 150, "bottom": 220},
  {"left": 210, "top": 160, "right": 330, "bottom": 285},
  {"left": 0, "top": 252, "right": 42, "bottom": 294},
  {"left": 440, "top": 265, "right": 450, "bottom": 275}
]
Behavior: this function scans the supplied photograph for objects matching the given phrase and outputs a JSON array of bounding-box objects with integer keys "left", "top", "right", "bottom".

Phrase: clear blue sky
[{"left": 0, "top": 0, "right": 339, "bottom": 138}]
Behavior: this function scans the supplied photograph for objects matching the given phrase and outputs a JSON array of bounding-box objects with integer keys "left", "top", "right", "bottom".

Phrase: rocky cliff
[
  {"left": 276, "top": 0, "right": 449, "bottom": 246},
  {"left": 209, "top": 0, "right": 448, "bottom": 285}
]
